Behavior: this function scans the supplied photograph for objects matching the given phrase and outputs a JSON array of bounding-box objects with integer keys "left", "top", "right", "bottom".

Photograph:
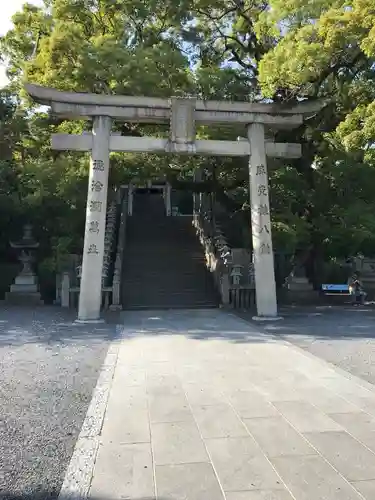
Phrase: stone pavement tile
[
  {"left": 254, "top": 383, "right": 312, "bottom": 402},
  {"left": 203, "top": 369, "right": 254, "bottom": 392},
  {"left": 354, "top": 397, "right": 375, "bottom": 417},
  {"left": 101, "top": 384, "right": 150, "bottom": 444},
  {"left": 142, "top": 345, "right": 172, "bottom": 363},
  {"left": 329, "top": 411, "right": 375, "bottom": 452},
  {"left": 155, "top": 463, "right": 224, "bottom": 500},
  {"left": 351, "top": 480, "right": 375, "bottom": 499},
  {"left": 296, "top": 354, "right": 375, "bottom": 396},
  {"left": 193, "top": 404, "right": 248, "bottom": 438},
  {"left": 148, "top": 391, "right": 192, "bottom": 423},
  {"left": 303, "top": 430, "right": 375, "bottom": 481},
  {"left": 101, "top": 406, "right": 150, "bottom": 444},
  {"left": 117, "top": 342, "right": 145, "bottom": 368},
  {"left": 205, "top": 437, "right": 283, "bottom": 492},
  {"left": 177, "top": 366, "right": 212, "bottom": 385},
  {"left": 109, "top": 381, "right": 148, "bottom": 410},
  {"left": 298, "top": 386, "right": 362, "bottom": 414},
  {"left": 243, "top": 416, "right": 316, "bottom": 458},
  {"left": 273, "top": 401, "right": 343, "bottom": 432},
  {"left": 113, "top": 365, "right": 146, "bottom": 386},
  {"left": 225, "top": 490, "right": 294, "bottom": 500},
  {"left": 270, "top": 455, "right": 362, "bottom": 500},
  {"left": 151, "top": 420, "right": 209, "bottom": 465},
  {"left": 183, "top": 382, "right": 226, "bottom": 406},
  {"left": 88, "top": 442, "right": 154, "bottom": 499},
  {"left": 250, "top": 385, "right": 296, "bottom": 402},
  {"left": 316, "top": 374, "right": 374, "bottom": 404},
  {"left": 226, "top": 389, "right": 279, "bottom": 419},
  {"left": 292, "top": 357, "right": 335, "bottom": 379},
  {"left": 147, "top": 374, "right": 183, "bottom": 396}
]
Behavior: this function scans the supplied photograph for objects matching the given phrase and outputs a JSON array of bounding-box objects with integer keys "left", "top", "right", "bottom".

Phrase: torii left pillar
[{"left": 77, "top": 116, "right": 111, "bottom": 322}]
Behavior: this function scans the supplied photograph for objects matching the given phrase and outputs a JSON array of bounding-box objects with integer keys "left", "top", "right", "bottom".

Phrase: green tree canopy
[{"left": 257, "top": 0, "right": 375, "bottom": 161}]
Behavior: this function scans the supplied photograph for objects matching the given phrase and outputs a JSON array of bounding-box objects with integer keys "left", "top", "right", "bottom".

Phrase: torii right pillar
[{"left": 247, "top": 123, "right": 279, "bottom": 320}]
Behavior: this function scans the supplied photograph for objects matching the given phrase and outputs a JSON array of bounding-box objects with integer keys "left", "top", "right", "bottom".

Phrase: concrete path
[{"left": 62, "top": 309, "right": 375, "bottom": 500}]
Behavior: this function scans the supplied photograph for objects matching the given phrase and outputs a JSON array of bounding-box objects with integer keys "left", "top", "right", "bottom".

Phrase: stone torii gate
[{"left": 25, "top": 83, "right": 321, "bottom": 322}]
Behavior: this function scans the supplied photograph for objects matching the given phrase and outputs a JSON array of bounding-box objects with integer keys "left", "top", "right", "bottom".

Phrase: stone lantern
[{"left": 6, "top": 224, "right": 43, "bottom": 305}]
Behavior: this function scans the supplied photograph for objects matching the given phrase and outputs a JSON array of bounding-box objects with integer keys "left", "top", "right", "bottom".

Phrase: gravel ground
[
  {"left": 0, "top": 305, "right": 118, "bottom": 500},
  {"left": 238, "top": 305, "right": 375, "bottom": 385}
]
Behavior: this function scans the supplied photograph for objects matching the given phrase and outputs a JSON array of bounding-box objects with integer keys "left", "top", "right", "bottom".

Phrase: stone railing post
[
  {"left": 128, "top": 183, "right": 133, "bottom": 216},
  {"left": 111, "top": 260, "right": 121, "bottom": 309},
  {"left": 193, "top": 167, "right": 203, "bottom": 216},
  {"left": 54, "top": 273, "right": 61, "bottom": 305},
  {"left": 61, "top": 271, "right": 70, "bottom": 308},
  {"left": 101, "top": 200, "right": 117, "bottom": 289},
  {"left": 193, "top": 209, "right": 233, "bottom": 307},
  {"left": 110, "top": 195, "right": 128, "bottom": 310},
  {"left": 165, "top": 183, "right": 172, "bottom": 216},
  {"left": 221, "top": 273, "right": 230, "bottom": 306}
]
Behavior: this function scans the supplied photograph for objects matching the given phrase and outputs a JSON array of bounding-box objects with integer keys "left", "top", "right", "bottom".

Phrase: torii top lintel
[{"left": 25, "top": 83, "right": 323, "bottom": 129}]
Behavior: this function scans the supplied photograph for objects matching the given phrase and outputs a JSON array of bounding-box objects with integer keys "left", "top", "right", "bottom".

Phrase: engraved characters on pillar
[
  {"left": 92, "top": 159, "right": 105, "bottom": 171},
  {"left": 253, "top": 164, "right": 272, "bottom": 258},
  {"left": 87, "top": 243, "right": 99, "bottom": 254},
  {"left": 91, "top": 180, "right": 104, "bottom": 192},
  {"left": 88, "top": 221, "right": 100, "bottom": 234},
  {"left": 87, "top": 159, "right": 105, "bottom": 256},
  {"left": 256, "top": 164, "right": 266, "bottom": 176},
  {"left": 89, "top": 200, "right": 103, "bottom": 213}
]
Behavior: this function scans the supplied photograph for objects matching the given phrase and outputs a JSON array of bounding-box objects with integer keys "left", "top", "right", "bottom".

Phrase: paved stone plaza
[
  {"left": 239, "top": 305, "right": 375, "bottom": 385},
  {"left": 57, "top": 308, "right": 375, "bottom": 500},
  {"left": 3, "top": 306, "right": 375, "bottom": 499}
]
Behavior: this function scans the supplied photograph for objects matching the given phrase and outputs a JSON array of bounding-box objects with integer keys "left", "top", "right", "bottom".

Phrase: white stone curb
[{"left": 58, "top": 333, "right": 121, "bottom": 500}]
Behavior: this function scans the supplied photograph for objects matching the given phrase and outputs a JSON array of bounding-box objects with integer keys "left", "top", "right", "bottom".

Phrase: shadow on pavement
[
  {"left": 236, "top": 305, "right": 375, "bottom": 341},
  {"left": 4, "top": 302, "right": 375, "bottom": 348},
  {"left": 0, "top": 305, "right": 274, "bottom": 346},
  {"left": 0, "top": 305, "right": 119, "bottom": 347},
  {"left": 0, "top": 494, "right": 167, "bottom": 500}
]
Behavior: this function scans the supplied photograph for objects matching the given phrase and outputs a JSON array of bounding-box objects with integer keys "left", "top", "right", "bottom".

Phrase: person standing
[{"left": 348, "top": 273, "right": 366, "bottom": 305}]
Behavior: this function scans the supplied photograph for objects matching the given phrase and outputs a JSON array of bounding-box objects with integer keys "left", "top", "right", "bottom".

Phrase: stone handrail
[
  {"left": 110, "top": 192, "right": 128, "bottom": 310},
  {"left": 193, "top": 194, "right": 255, "bottom": 308},
  {"left": 193, "top": 206, "right": 232, "bottom": 305},
  {"left": 102, "top": 200, "right": 117, "bottom": 287}
]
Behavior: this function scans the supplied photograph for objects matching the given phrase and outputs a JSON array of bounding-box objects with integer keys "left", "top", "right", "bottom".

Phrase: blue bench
[{"left": 321, "top": 284, "right": 350, "bottom": 296}]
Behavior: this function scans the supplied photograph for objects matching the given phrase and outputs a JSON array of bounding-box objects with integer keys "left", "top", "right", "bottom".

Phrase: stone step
[
  {"left": 122, "top": 272, "right": 214, "bottom": 281},
  {"left": 124, "top": 248, "right": 204, "bottom": 255},
  {"left": 122, "top": 276, "right": 213, "bottom": 283},
  {"left": 122, "top": 295, "right": 219, "bottom": 306},
  {"left": 124, "top": 289, "right": 215, "bottom": 295},
  {"left": 124, "top": 256, "right": 204, "bottom": 262},
  {"left": 121, "top": 195, "right": 218, "bottom": 310},
  {"left": 123, "top": 286, "right": 218, "bottom": 295},
  {"left": 123, "top": 303, "right": 219, "bottom": 310},
  {"left": 123, "top": 265, "right": 208, "bottom": 272},
  {"left": 122, "top": 276, "right": 213, "bottom": 284},
  {"left": 123, "top": 278, "right": 210, "bottom": 285}
]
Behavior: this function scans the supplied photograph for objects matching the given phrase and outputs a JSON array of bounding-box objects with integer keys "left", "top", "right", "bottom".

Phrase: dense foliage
[{"left": 0, "top": 0, "right": 374, "bottom": 295}]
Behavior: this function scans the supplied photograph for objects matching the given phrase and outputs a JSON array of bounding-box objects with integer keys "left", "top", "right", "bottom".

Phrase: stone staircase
[{"left": 121, "top": 192, "right": 219, "bottom": 309}]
